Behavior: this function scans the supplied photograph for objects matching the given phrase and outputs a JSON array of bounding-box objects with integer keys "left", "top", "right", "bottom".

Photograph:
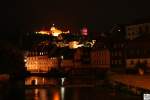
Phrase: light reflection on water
[
  {"left": 25, "top": 88, "right": 49, "bottom": 100},
  {"left": 25, "top": 76, "right": 60, "bottom": 85},
  {"left": 0, "top": 75, "right": 141, "bottom": 100},
  {"left": 61, "top": 86, "right": 65, "bottom": 100},
  {"left": 22, "top": 77, "right": 139, "bottom": 100},
  {"left": 25, "top": 87, "right": 63, "bottom": 100},
  {"left": 53, "top": 90, "right": 60, "bottom": 100},
  {"left": 25, "top": 76, "right": 63, "bottom": 100}
]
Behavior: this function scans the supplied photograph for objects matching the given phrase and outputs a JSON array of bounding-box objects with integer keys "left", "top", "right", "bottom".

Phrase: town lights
[
  {"left": 36, "top": 24, "right": 70, "bottom": 37},
  {"left": 51, "top": 26, "right": 62, "bottom": 36},
  {"left": 69, "top": 41, "right": 79, "bottom": 49},
  {"left": 36, "top": 31, "right": 50, "bottom": 35}
]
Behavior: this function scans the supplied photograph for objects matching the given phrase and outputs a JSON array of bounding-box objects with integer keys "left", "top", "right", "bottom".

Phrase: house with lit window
[
  {"left": 25, "top": 48, "right": 76, "bottom": 73},
  {"left": 25, "top": 51, "right": 58, "bottom": 73},
  {"left": 106, "top": 24, "right": 127, "bottom": 72},
  {"left": 61, "top": 59, "right": 74, "bottom": 70},
  {"left": 126, "top": 34, "right": 150, "bottom": 73},
  {"left": 109, "top": 38, "right": 126, "bottom": 70},
  {"left": 91, "top": 37, "right": 110, "bottom": 69},
  {"left": 73, "top": 48, "right": 82, "bottom": 68}
]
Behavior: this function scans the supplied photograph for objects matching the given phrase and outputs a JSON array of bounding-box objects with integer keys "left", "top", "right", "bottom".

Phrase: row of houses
[
  {"left": 25, "top": 18, "right": 150, "bottom": 74},
  {"left": 89, "top": 18, "right": 150, "bottom": 73},
  {"left": 24, "top": 51, "right": 73, "bottom": 73}
]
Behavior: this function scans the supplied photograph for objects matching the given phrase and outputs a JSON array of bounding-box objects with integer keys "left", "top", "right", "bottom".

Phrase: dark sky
[{"left": 1, "top": 0, "right": 150, "bottom": 33}]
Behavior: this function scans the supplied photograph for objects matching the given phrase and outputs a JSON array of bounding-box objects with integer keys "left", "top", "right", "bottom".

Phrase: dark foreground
[{"left": 0, "top": 76, "right": 141, "bottom": 100}]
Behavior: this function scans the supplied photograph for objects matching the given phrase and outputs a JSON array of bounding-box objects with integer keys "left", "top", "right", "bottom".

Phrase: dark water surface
[{"left": 0, "top": 76, "right": 141, "bottom": 100}]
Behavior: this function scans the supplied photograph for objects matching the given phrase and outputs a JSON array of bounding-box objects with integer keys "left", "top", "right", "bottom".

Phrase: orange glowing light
[
  {"left": 53, "top": 92, "right": 60, "bottom": 100},
  {"left": 69, "top": 41, "right": 79, "bottom": 49},
  {"left": 37, "top": 31, "right": 49, "bottom": 35},
  {"left": 35, "top": 24, "right": 69, "bottom": 36},
  {"left": 50, "top": 26, "right": 62, "bottom": 36}
]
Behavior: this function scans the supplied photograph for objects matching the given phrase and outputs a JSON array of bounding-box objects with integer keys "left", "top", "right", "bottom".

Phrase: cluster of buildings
[
  {"left": 24, "top": 18, "right": 150, "bottom": 74},
  {"left": 91, "top": 19, "right": 150, "bottom": 74},
  {"left": 24, "top": 51, "right": 74, "bottom": 73}
]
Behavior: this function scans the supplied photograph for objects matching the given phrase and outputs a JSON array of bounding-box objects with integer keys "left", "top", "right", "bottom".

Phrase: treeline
[{"left": 0, "top": 40, "right": 26, "bottom": 77}]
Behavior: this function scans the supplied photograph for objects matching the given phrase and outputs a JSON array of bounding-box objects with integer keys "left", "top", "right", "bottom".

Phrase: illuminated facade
[
  {"left": 126, "top": 22, "right": 150, "bottom": 40},
  {"left": 36, "top": 24, "right": 70, "bottom": 36},
  {"left": 24, "top": 51, "right": 75, "bottom": 73},
  {"left": 36, "top": 31, "right": 50, "bottom": 35},
  {"left": 34, "top": 25, "right": 95, "bottom": 49},
  {"left": 25, "top": 52, "right": 58, "bottom": 73},
  {"left": 69, "top": 41, "right": 79, "bottom": 49},
  {"left": 126, "top": 35, "right": 150, "bottom": 71},
  {"left": 91, "top": 49, "right": 110, "bottom": 68},
  {"left": 73, "top": 48, "right": 82, "bottom": 67},
  {"left": 50, "top": 26, "right": 63, "bottom": 36},
  {"left": 91, "top": 40, "right": 110, "bottom": 69},
  {"left": 24, "top": 25, "right": 97, "bottom": 72},
  {"left": 109, "top": 39, "right": 126, "bottom": 68}
]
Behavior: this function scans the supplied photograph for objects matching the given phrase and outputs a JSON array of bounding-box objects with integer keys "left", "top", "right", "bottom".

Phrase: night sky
[{"left": 1, "top": 0, "right": 150, "bottom": 33}]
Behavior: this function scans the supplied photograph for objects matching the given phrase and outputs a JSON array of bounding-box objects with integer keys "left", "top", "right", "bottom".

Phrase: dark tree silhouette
[{"left": 0, "top": 40, "right": 25, "bottom": 77}]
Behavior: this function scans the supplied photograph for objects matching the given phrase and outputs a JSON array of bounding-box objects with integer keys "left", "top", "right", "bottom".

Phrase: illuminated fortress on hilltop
[{"left": 36, "top": 24, "right": 70, "bottom": 36}]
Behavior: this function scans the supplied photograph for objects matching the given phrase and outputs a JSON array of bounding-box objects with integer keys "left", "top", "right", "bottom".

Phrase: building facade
[
  {"left": 109, "top": 39, "right": 126, "bottom": 69},
  {"left": 61, "top": 59, "right": 74, "bottom": 70},
  {"left": 74, "top": 48, "right": 82, "bottom": 68},
  {"left": 25, "top": 51, "right": 58, "bottom": 73},
  {"left": 126, "top": 35, "right": 150, "bottom": 72},
  {"left": 126, "top": 22, "right": 150, "bottom": 40},
  {"left": 25, "top": 51, "right": 75, "bottom": 73},
  {"left": 91, "top": 39, "right": 110, "bottom": 69}
]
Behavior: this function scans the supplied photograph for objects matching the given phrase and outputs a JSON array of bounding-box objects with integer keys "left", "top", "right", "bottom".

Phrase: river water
[{"left": 0, "top": 76, "right": 141, "bottom": 100}]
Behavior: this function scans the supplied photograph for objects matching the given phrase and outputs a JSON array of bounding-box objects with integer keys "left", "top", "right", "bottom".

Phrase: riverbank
[{"left": 108, "top": 73, "right": 150, "bottom": 95}]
